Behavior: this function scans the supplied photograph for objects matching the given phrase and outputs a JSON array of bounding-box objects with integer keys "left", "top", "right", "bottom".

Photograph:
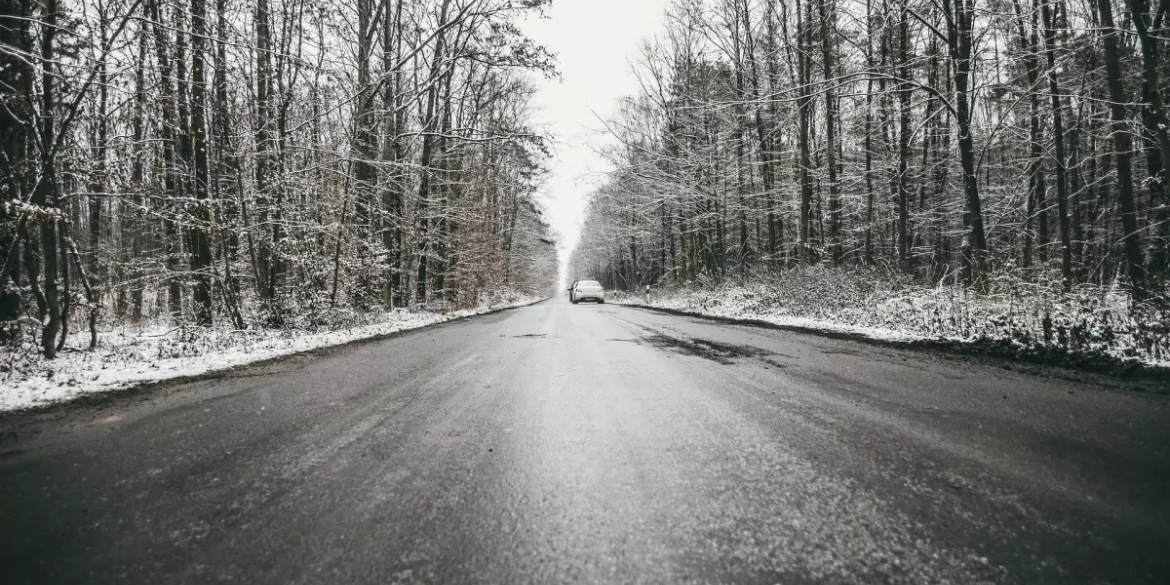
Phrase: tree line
[
  {"left": 570, "top": 0, "right": 1169, "bottom": 301},
  {"left": 1, "top": 0, "right": 559, "bottom": 358}
]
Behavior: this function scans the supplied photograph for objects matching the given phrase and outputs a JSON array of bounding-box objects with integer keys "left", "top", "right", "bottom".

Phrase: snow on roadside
[
  {"left": 614, "top": 281, "right": 1170, "bottom": 370},
  {"left": 616, "top": 291, "right": 930, "bottom": 345},
  {"left": 620, "top": 293, "right": 924, "bottom": 343},
  {"left": 1, "top": 295, "right": 543, "bottom": 413}
]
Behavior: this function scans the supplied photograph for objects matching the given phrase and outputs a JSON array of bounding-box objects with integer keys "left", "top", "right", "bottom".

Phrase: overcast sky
[{"left": 519, "top": 0, "right": 670, "bottom": 282}]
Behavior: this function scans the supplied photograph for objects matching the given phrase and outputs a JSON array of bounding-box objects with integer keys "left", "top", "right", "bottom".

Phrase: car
[{"left": 569, "top": 280, "right": 605, "bottom": 304}]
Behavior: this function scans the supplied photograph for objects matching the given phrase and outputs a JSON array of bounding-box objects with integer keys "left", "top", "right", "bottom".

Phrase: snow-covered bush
[
  {"left": 629, "top": 267, "right": 1169, "bottom": 367},
  {"left": 1, "top": 291, "right": 544, "bottom": 411}
]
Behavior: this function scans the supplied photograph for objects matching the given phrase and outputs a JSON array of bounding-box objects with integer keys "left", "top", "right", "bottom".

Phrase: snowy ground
[
  {"left": 0, "top": 295, "right": 544, "bottom": 412},
  {"left": 617, "top": 291, "right": 923, "bottom": 342},
  {"left": 615, "top": 274, "right": 1170, "bottom": 371}
]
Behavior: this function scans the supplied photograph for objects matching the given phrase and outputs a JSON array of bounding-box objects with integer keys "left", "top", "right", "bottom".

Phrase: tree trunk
[
  {"left": 820, "top": 0, "right": 842, "bottom": 265},
  {"left": 1094, "top": 0, "right": 1147, "bottom": 297},
  {"left": 1128, "top": 0, "right": 1170, "bottom": 280},
  {"left": 254, "top": 0, "right": 277, "bottom": 309},
  {"left": 189, "top": 0, "right": 214, "bottom": 324},
  {"left": 897, "top": 0, "right": 912, "bottom": 271},
  {"left": 36, "top": 0, "right": 62, "bottom": 357},
  {"left": 946, "top": 0, "right": 989, "bottom": 282},
  {"left": 1041, "top": 0, "right": 1073, "bottom": 288},
  {"left": 796, "top": 0, "right": 814, "bottom": 264}
]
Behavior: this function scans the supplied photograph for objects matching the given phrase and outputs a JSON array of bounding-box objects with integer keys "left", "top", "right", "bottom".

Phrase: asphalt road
[{"left": 2, "top": 300, "right": 1169, "bottom": 584}]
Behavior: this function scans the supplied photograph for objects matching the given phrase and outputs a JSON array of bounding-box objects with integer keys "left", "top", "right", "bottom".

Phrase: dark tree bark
[
  {"left": 1014, "top": 0, "right": 1046, "bottom": 268},
  {"left": 1094, "top": 0, "right": 1148, "bottom": 297},
  {"left": 35, "top": 0, "right": 62, "bottom": 357},
  {"left": 944, "top": 0, "right": 989, "bottom": 281},
  {"left": 1041, "top": 0, "right": 1073, "bottom": 288},
  {"left": 189, "top": 0, "right": 213, "bottom": 325},
  {"left": 0, "top": 0, "right": 33, "bottom": 340},
  {"left": 146, "top": 0, "right": 183, "bottom": 319},
  {"left": 795, "top": 0, "right": 814, "bottom": 264},
  {"left": 129, "top": 21, "right": 147, "bottom": 320},
  {"left": 382, "top": 0, "right": 407, "bottom": 307},
  {"left": 896, "top": 0, "right": 912, "bottom": 271},
  {"left": 254, "top": 0, "right": 278, "bottom": 309},
  {"left": 1128, "top": 0, "right": 1170, "bottom": 280},
  {"left": 415, "top": 0, "right": 453, "bottom": 303},
  {"left": 744, "top": 0, "right": 776, "bottom": 261},
  {"left": 819, "top": 0, "right": 842, "bottom": 265}
]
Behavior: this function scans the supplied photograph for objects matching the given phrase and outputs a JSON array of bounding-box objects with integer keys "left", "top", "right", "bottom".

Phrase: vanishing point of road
[{"left": 2, "top": 300, "right": 1168, "bottom": 584}]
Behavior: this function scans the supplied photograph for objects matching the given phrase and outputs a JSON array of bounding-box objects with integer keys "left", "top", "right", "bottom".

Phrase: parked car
[{"left": 569, "top": 280, "right": 606, "bottom": 304}]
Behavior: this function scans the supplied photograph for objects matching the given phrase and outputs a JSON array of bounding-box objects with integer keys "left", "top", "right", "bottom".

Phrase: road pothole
[{"left": 644, "top": 334, "right": 771, "bottom": 365}]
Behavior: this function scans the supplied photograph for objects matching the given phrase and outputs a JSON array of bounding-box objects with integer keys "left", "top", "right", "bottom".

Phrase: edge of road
[
  {"left": 619, "top": 302, "right": 1170, "bottom": 393},
  {"left": 0, "top": 298, "right": 551, "bottom": 424}
]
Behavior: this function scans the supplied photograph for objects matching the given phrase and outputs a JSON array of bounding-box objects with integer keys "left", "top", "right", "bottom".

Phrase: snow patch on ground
[
  {"left": 618, "top": 291, "right": 926, "bottom": 343},
  {"left": 0, "top": 296, "right": 543, "bottom": 412},
  {"left": 629, "top": 295, "right": 925, "bottom": 343},
  {"left": 614, "top": 277, "right": 1170, "bottom": 371}
]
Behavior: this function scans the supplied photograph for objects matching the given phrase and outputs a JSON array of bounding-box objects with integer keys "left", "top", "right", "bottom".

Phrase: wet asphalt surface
[{"left": 1, "top": 300, "right": 1169, "bottom": 584}]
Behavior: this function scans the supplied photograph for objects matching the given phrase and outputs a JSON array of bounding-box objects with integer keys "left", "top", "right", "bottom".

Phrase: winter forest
[
  {"left": 568, "top": 0, "right": 1169, "bottom": 363},
  {"left": 3, "top": 0, "right": 1170, "bottom": 374},
  {"left": 573, "top": 0, "right": 1170, "bottom": 290},
  {"left": 1, "top": 0, "right": 559, "bottom": 359}
]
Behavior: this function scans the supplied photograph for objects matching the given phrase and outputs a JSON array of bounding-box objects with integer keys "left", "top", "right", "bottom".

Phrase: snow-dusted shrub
[
  {"left": 1, "top": 290, "right": 545, "bottom": 411},
  {"left": 631, "top": 268, "right": 1169, "bottom": 367}
]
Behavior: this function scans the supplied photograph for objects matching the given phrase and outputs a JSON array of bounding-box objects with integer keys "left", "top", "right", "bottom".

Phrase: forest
[
  {"left": 0, "top": 0, "right": 559, "bottom": 360},
  {"left": 571, "top": 0, "right": 1168, "bottom": 298}
]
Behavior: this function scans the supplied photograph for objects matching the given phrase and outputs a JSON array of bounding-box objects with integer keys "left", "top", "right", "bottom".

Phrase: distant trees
[
  {"left": 1, "top": 0, "right": 558, "bottom": 355},
  {"left": 571, "top": 0, "right": 1170, "bottom": 301}
]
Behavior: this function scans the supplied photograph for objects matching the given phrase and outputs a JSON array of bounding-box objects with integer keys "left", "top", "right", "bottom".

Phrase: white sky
[{"left": 519, "top": 0, "right": 670, "bottom": 284}]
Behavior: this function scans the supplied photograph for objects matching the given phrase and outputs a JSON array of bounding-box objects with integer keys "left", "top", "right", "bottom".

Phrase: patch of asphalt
[
  {"left": 0, "top": 299, "right": 548, "bottom": 428},
  {"left": 621, "top": 303, "right": 1170, "bottom": 394},
  {"left": 642, "top": 334, "right": 773, "bottom": 365},
  {"left": 4, "top": 299, "right": 1170, "bottom": 583}
]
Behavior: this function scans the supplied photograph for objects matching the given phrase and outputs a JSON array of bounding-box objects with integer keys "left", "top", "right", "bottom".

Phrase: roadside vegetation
[
  {"left": 614, "top": 267, "right": 1169, "bottom": 370},
  {"left": 1, "top": 290, "right": 540, "bottom": 412},
  {"left": 0, "top": 0, "right": 559, "bottom": 401},
  {"left": 570, "top": 0, "right": 1170, "bottom": 368}
]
